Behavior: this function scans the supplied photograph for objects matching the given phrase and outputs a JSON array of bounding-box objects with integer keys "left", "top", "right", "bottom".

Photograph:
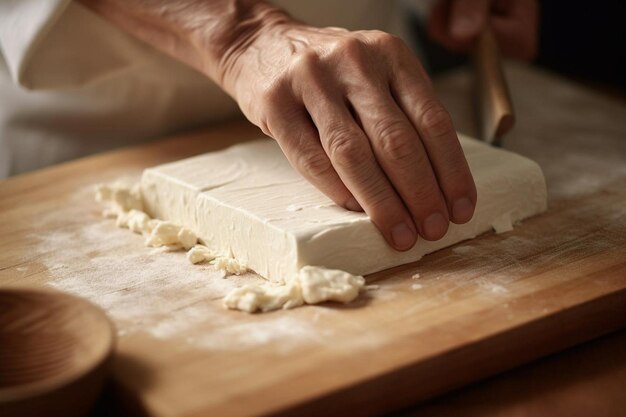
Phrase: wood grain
[
  {"left": 408, "top": 329, "right": 626, "bottom": 417},
  {"left": 0, "top": 289, "right": 114, "bottom": 417},
  {"left": 0, "top": 65, "right": 625, "bottom": 416}
]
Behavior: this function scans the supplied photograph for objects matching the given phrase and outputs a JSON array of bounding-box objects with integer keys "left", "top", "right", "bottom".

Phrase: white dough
[
  {"left": 222, "top": 266, "right": 365, "bottom": 313},
  {"left": 141, "top": 135, "right": 547, "bottom": 282},
  {"left": 223, "top": 282, "right": 304, "bottom": 313},
  {"left": 213, "top": 256, "right": 249, "bottom": 275},
  {"left": 96, "top": 183, "right": 198, "bottom": 251},
  {"left": 297, "top": 266, "right": 365, "bottom": 304},
  {"left": 96, "top": 182, "right": 144, "bottom": 218},
  {"left": 96, "top": 183, "right": 365, "bottom": 313},
  {"left": 187, "top": 244, "right": 216, "bottom": 264},
  {"left": 96, "top": 134, "right": 547, "bottom": 313}
]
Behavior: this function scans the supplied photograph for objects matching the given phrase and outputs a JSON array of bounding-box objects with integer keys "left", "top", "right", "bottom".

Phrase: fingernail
[
  {"left": 452, "top": 197, "right": 474, "bottom": 223},
  {"left": 452, "top": 17, "right": 477, "bottom": 39},
  {"left": 422, "top": 212, "right": 449, "bottom": 241},
  {"left": 345, "top": 197, "right": 363, "bottom": 212},
  {"left": 391, "top": 223, "right": 416, "bottom": 250}
]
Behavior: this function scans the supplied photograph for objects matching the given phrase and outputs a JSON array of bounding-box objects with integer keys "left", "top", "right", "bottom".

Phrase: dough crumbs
[
  {"left": 97, "top": 183, "right": 199, "bottom": 251},
  {"left": 411, "top": 283, "right": 423, "bottom": 290},
  {"left": 365, "top": 284, "right": 380, "bottom": 291},
  {"left": 213, "top": 256, "right": 248, "bottom": 276},
  {"left": 223, "top": 282, "right": 304, "bottom": 313},
  {"left": 178, "top": 228, "right": 198, "bottom": 250},
  {"left": 96, "top": 182, "right": 366, "bottom": 313},
  {"left": 298, "top": 266, "right": 365, "bottom": 304},
  {"left": 223, "top": 266, "right": 365, "bottom": 313},
  {"left": 118, "top": 210, "right": 154, "bottom": 234},
  {"left": 96, "top": 183, "right": 144, "bottom": 217},
  {"left": 411, "top": 273, "right": 421, "bottom": 280},
  {"left": 145, "top": 221, "right": 198, "bottom": 250},
  {"left": 187, "top": 245, "right": 216, "bottom": 264}
]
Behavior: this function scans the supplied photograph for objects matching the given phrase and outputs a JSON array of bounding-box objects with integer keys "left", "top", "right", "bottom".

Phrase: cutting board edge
[{"left": 218, "top": 287, "right": 626, "bottom": 417}]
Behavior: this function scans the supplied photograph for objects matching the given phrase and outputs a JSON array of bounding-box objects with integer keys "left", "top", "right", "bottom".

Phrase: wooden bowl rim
[{"left": 0, "top": 288, "right": 116, "bottom": 402}]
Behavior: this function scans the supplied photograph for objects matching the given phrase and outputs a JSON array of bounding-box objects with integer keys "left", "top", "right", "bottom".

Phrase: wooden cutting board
[{"left": 1, "top": 64, "right": 625, "bottom": 416}]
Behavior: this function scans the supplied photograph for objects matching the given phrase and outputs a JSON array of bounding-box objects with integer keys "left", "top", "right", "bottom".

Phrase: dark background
[{"left": 413, "top": 0, "right": 626, "bottom": 91}]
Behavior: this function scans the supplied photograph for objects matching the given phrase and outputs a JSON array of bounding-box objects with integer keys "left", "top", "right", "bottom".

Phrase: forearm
[{"left": 78, "top": 0, "right": 290, "bottom": 90}]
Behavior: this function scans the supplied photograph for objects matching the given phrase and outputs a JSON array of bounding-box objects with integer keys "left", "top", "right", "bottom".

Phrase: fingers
[
  {"left": 269, "top": 106, "right": 362, "bottom": 212},
  {"left": 448, "top": 0, "right": 490, "bottom": 42},
  {"left": 301, "top": 89, "right": 419, "bottom": 250},
  {"left": 391, "top": 60, "right": 477, "bottom": 225},
  {"left": 428, "top": 0, "right": 538, "bottom": 59},
  {"left": 349, "top": 89, "right": 451, "bottom": 241},
  {"left": 491, "top": 0, "right": 539, "bottom": 60},
  {"left": 250, "top": 28, "right": 478, "bottom": 250},
  {"left": 427, "top": 0, "right": 490, "bottom": 52}
]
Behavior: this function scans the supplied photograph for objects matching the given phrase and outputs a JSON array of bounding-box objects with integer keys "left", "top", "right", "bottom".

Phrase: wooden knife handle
[{"left": 473, "top": 26, "right": 515, "bottom": 145}]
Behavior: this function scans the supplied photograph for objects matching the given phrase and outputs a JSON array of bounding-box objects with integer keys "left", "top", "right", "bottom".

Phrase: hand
[
  {"left": 428, "top": 0, "right": 539, "bottom": 60},
  {"left": 78, "top": 0, "right": 477, "bottom": 251},
  {"left": 220, "top": 22, "right": 477, "bottom": 251}
]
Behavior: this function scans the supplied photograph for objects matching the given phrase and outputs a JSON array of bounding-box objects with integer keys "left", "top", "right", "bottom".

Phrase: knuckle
[
  {"left": 258, "top": 79, "right": 288, "bottom": 108},
  {"left": 340, "top": 36, "right": 365, "bottom": 55},
  {"left": 411, "top": 181, "right": 443, "bottom": 209},
  {"left": 374, "top": 119, "right": 416, "bottom": 164},
  {"left": 420, "top": 100, "right": 453, "bottom": 138},
  {"left": 291, "top": 50, "right": 321, "bottom": 74},
  {"left": 326, "top": 128, "right": 369, "bottom": 167},
  {"left": 368, "top": 194, "right": 400, "bottom": 220},
  {"left": 297, "top": 151, "right": 334, "bottom": 179},
  {"left": 332, "top": 36, "right": 366, "bottom": 64},
  {"left": 290, "top": 50, "right": 327, "bottom": 90},
  {"left": 330, "top": 36, "right": 381, "bottom": 83},
  {"left": 371, "top": 31, "right": 405, "bottom": 51}
]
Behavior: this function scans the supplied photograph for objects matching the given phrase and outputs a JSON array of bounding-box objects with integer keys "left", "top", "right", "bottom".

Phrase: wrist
[{"left": 190, "top": 1, "right": 293, "bottom": 91}]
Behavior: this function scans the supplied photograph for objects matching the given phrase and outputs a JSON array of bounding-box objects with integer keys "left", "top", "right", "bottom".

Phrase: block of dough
[{"left": 140, "top": 135, "right": 547, "bottom": 282}]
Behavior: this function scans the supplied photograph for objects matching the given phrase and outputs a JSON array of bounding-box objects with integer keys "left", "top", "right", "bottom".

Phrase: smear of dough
[
  {"left": 223, "top": 282, "right": 304, "bottom": 313},
  {"left": 298, "top": 266, "right": 364, "bottom": 304},
  {"left": 95, "top": 183, "right": 365, "bottom": 313},
  {"left": 223, "top": 266, "right": 365, "bottom": 313}
]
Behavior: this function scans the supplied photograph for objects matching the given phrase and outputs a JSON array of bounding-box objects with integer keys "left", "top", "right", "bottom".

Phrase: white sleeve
[{"left": 0, "top": 0, "right": 155, "bottom": 90}]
